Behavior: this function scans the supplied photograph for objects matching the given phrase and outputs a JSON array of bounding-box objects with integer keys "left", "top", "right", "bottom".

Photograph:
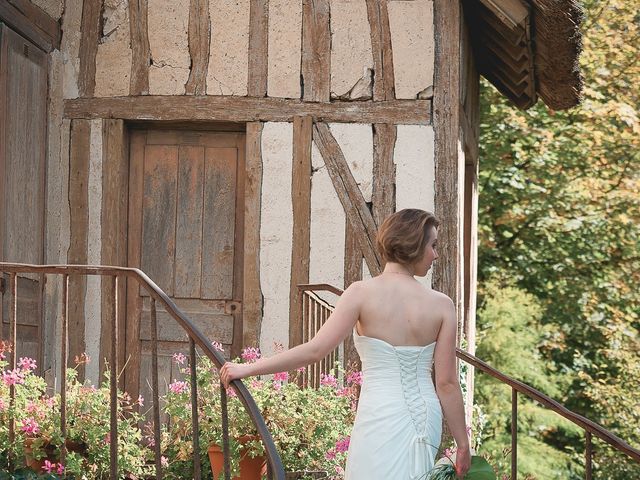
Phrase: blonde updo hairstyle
[{"left": 376, "top": 209, "right": 440, "bottom": 267}]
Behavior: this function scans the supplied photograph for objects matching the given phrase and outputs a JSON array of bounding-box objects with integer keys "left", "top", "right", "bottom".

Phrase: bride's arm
[
  {"left": 220, "top": 281, "right": 363, "bottom": 387},
  {"left": 433, "top": 298, "right": 470, "bottom": 473}
]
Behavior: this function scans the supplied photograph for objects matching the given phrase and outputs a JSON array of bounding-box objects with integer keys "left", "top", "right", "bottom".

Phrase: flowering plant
[
  {"left": 0, "top": 342, "right": 152, "bottom": 478},
  {"left": 426, "top": 449, "right": 496, "bottom": 480},
  {"left": 159, "top": 344, "right": 360, "bottom": 479}
]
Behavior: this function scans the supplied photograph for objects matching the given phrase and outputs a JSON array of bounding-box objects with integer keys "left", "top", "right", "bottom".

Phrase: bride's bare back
[{"left": 356, "top": 274, "right": 449, "bottom": 347}]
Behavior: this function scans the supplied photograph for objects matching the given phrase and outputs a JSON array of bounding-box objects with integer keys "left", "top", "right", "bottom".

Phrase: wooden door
[
  {"left": 125, "top": 129, "right": 245, "bottom": 401},
  {"left": 0, "top": 24, "right": 47, "bottom": 367}
]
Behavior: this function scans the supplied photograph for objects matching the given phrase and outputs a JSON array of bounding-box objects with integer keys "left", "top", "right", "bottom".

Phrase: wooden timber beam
[
  {"left": 0, "top": 0, "right": 60, "bottom": 52},
  {"left": 313, "top": 123, "right": 383, "bottom": 276},
  {"left": 63, "top": 96, "right": 432, "bottom": 124}
]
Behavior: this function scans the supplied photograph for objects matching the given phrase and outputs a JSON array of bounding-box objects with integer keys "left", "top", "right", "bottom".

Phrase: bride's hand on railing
[{"left": 220, "top": 361, "right": 252, "bottom": 388}]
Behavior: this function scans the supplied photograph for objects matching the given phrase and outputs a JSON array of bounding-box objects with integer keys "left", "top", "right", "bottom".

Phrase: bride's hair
[{"left": 376, "top": 209, "right": 440, "bottom": 266}]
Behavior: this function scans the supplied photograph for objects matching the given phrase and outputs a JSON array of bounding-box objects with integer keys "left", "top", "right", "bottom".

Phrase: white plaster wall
[
  {"left": 329, "top": 0, "right": 373, "bottom": 97},
  {"left": 148, "top": 0, "right": 190, "bottom": 94},
  {"left": 394, "top": 125, "right": 435, "bottom": 288},
  {"left": 207, "top": 0, "right": 250, "bottom": 95},
  {"left": 95, "top": 0, "right": 132, "bottom": 97},
  {"left": 60, "top": 0, "right": 82, "bottom": 98},
  {"left": 388, "top": 0, "right": 434, "bottom": 99},
  {"left": 84, "top": 120, "right": 103, "bottom": 384},
  {"left": 329, "top": 123, "right": 373, "bottom": 202},
  {"left": 309, "top": 142, "right": 345, "bottom": 290},
  {"left": 259, "top": 123, "right": 293, "bottom": 357},
  {"left": 267, "top": 0, "right": 302, "bottom": 98}
]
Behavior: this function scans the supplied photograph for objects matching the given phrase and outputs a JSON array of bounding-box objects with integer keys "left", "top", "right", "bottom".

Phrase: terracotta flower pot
[
  {"left": 208, "top": 436, "right": 267, "bottom": 480},
  {"left": 23, "top": 437, "right": 57, "bottom": 472}
]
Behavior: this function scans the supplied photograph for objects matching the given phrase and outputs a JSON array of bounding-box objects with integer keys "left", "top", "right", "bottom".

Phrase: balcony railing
[
  {"left": 0, "top": 262, "right": 286, "bottom": 480},
  {"left": 296, "top": 283, "right": 640, "bottom": 480}
]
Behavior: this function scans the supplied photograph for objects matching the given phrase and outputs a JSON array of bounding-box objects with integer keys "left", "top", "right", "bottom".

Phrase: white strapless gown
[{"left": 345, "top": 329, "right": 443, "bottom": 480}]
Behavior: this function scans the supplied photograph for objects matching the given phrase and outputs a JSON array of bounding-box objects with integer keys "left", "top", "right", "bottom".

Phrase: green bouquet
[{"left": 426, "top": 454, "right": 496, "bottom": 480}]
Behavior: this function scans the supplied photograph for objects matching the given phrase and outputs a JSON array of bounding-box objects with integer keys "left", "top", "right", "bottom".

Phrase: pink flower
[
  {"left": 20, "top": 418, "right": 39, "bottom": 436},
  {"left": 2, "top": 368, "right": 25, "bottom": 386},
  {"left": 296, "top": 366, "right": 305, "bottom": 372},
  {"left": 26, "top": 401, "right": 38, "bottom": 414},
  {"left": 161, "top": 456, "right": 169, "bottom": 468},
  {"left": 334, "top": 436, "right": 350, "bottom": 453},
  {"left": 46, "top": 397, "right": 56, "bottom": 408},
  {"left": 0, "top": 399, "right": 5, "bottom": 411},
  {"left": 104, "top": 432, "right": 111, "bottom": 444},
  {"left": 168, "top": 380, "right": 189, "bottom": 394},
  {"left": 346, "top": 371, "right": 363, "bottom": 386},
  {"left": 250, "top": 379, "right": 264, "bottom": 389},
  {"left": 212, "top": 341, "right": 224, "bottom": 352},
  {"left": 18, "top": 357, "right": 37, "bottom": 372},
  {"left": 273, "top": 371, "right": 289, "bottom": 383},
  {"left": 241, "top": 347, "right": 261, "bottom": 363},
  {"left": 336, "top": 387, "right": 351, "bottom": 397},
  {"left": 226, "top": 387, "right": 237, "bottom": 398},
  {"left": 56, "top": 463, "right": 65, "bottom": 475},
  {"left": 320, "top": 373, "right": 338, "bottom": 388},
  {"left": 172, "top": 352, "right": 187, "bottom": 365},
  {"left": 43, "top": 460, "right": 55, "bottom": 473},
  {"left": 325, "top": 449, "right": 336, "bottom": 461}
]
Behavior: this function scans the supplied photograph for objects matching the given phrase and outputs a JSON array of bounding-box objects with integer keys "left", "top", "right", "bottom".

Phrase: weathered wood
[
  {"left": 202, "top": 148, "right": 237, "bottom": 300},
  {"left": 64, "top": 96, "right": 432, "bottom": 125},
  {"left": 78, "top": 0, "right": 101, "bottom": 97},
  {"left": 140, "top": 310, "right": 233, "bottom": 343},
  {"left": 343, "top": 219, "right": 362, "bottom": 371},
  {"left": 175, "top": 146, "right": 204, "bottom": 297},
  {"left": 301, "top": 0, "right": 331, "bottom": 102},
  {"left": 185, "top": 0, "right": 210, "bottom": 95},
  {"left": 247, "top": 0, "right": 269, "bottom": 97},
  {"left": 231, "top": 134, "right": 246, "bottom": 359},
  {"left": 365, "top": 0, "right": 395, "bottom": 101},
  {"left": 312, "top": 123, "right": 382, "bottom": 276},
  {"left": 100, "top": 120, "right": 128, "bottom": 377},
  {"left": 433, "top": 0, "right": 462, "bottom": 312},
  {"left": 141, "top": 145, "right": 178, "bottom": 296},
  {"left": 68, "top": 120, "right": 91, "bottom": 379},
  {"left": 0, "top": 0, "right": 60, "bottom": 51},
  {"left": 242, "top": 123, "right": 263, "bottom": 349},
  {"left": 289, "top": 117, "right": 312, "bottom": 349},
  {"left": 371, "top": 123, "right": 396, "bottom": 227},
  {"left": 124, "top": 130, "right": 146, "bottom": 401},
  {"left": 129, "top": 0, "right": 151, "bottom": 95}
]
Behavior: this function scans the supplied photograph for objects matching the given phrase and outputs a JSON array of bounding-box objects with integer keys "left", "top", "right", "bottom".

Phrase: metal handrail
[
  {"left": 298, "top": 283, "right": 640, "bottom": 478},
  {"left": 0, "top": 262, "right": 285, "bottom": 480}
]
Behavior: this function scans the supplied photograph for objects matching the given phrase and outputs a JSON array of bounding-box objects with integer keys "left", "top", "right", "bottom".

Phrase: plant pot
[
  {"left": 208, "top": 436, "right": 267, "bottom": 480},
  {"left": 23, "top": 437, "right": 57, "bottom": 472}
]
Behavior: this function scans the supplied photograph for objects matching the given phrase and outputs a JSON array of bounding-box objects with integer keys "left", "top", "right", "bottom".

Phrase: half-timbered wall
[{"left": 33, "top": 0, "right": 444, "bottom": 383}]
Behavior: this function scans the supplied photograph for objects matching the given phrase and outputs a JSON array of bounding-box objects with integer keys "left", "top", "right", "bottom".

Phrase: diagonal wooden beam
[{"left": 313, "top": 123, "right": 382, "bottom": 276}]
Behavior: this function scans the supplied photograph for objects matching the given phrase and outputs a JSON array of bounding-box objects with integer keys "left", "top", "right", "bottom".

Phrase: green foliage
[{"left": 475, "top": 1, "right": 640, "bottom": 477}]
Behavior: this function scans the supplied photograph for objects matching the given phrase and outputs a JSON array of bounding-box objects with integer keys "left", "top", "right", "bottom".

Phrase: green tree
[{"left": 475, "top": 1, "right": 640, "bottom": 478}]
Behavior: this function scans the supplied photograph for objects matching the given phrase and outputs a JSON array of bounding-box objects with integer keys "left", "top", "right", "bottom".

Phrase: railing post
[
  {"left": 221, "top": 384, "right": 231, "bottom": 480},
  {"left": 511, "top": 387, "right": 518, "bottom": 480},
  {"left": 190, "top": 338, "right": 201, "bottom": 479},
  {"left": 110, "top": 275, "right": 119, "bottom": 480},
  {"left": 8, "top": 273, "right": 17, "bottom": 466},
  {"left": 150, "top": 298, "right": 163, "bottom": 480},
  {"left": 60, "top": 274, "right": 69, "bottom": 464},
  {"left": 585, "top": 431, "right": 593, "bottom": 480}
]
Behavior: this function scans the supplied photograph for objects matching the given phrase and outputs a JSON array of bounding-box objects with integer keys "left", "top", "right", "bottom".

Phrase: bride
[{"left": 221, "top": 209, "right": 471, "bottom": 479}]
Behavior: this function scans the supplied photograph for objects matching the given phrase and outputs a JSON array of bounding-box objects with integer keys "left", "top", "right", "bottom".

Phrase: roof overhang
[{"left": 463, "top": 0, "right": 584, "bottom": 110}]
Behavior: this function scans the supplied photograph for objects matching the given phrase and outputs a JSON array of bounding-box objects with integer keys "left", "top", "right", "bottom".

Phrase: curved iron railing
[
  {"left": 297, "top": 283, "right": 640, "bottom": 480},
  {"left": 0, "top": 262, "right": 285, "bottom": 480}
]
